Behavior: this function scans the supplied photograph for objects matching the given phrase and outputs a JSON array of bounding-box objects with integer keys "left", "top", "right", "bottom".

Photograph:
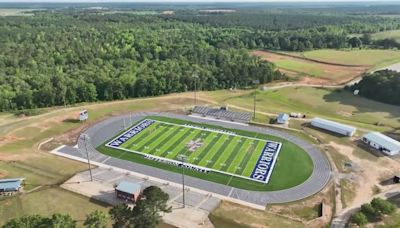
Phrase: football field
[{"left": 106, "top": 118, "right": 282, "bottom": 183}]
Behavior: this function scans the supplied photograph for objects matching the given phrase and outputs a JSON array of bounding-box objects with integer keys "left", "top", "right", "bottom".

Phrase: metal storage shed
[
  {"left": 310, "top": 117, "right": 356, "bottom": 136},
  {"left": 0, "top": 178, "right": 24, "bottom": 195},
  {"left": 362, "top": 132, "right": 400, "bottom": 156},
  {"left": 276, "top": 113, "right": 289, "bottom": 124}
]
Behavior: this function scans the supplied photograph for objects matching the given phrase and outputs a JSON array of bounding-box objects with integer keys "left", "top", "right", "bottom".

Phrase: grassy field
[
  {"left": 0, "top": 187, "right": 110, "bottom": 226},
  {"left": 252, "top": 50, "right": 366, "bottom": 84},
  {"left": 202, "top": 87, "right": 400, "bottom": 133},
  {"left": 372, "top": 29, "right": 400, "bottom": 42},
  {"left": 0, "top": 95, "right": 202, "bottom": 224},
  {"left": 0, "top": 9, "right": 35, "bottom": 16},
  {"left": 99, "top": 116, "right": 313, "bottom": 191},
  {"left": 0, "top": 87, "right": 398, "bottom": 226},
  {"left": 210, "top": 201, "right": 305, "bottom": 228},
  {"left": 295, "top": 49, "right": 400, "bottom": 69}
]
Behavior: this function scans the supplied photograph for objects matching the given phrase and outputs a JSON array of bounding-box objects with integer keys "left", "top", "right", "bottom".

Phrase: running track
[{"left": 62, "top": 112, "right": 331, "bottom": 205}]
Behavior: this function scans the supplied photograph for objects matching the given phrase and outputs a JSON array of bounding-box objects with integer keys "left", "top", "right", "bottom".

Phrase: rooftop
[
  {"left": 363, "top": 132, "right": 400, "bottom": 152},
  {"left": 311, "top": 117, "right": 356, "bottom": 133},
  {"left": 0, "top": 178, "right": 24, "bottom": 191},
  {"left": 277, "top": 113, "right": 289, "bottom": 123},
  {"left": 116, "top": 181, "right": 141, "bottom": 194}
]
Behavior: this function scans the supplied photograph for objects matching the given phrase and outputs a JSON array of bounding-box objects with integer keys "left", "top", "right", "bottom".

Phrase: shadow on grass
[
  {"left": 354, "top": 140, "right": 384, "bottom": 158},
  {"left": 387, "top": 193, "right": 400, "bottom": 208},
  {"left": 63, "top": 119, "right": 80, "bottom": 123},
  {"left": 322, "top": 88, "right": 400, "bottom": 120}
]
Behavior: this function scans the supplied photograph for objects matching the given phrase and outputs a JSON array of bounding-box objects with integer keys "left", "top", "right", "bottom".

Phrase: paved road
[{"left": 62, "top": 112, "right": 331, "bottom": 205}]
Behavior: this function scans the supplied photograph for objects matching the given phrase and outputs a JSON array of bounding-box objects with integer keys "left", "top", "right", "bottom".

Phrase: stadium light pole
[
  {"left": 177, "top": 154, "right": 187, "bottom": 208},
  {"left": 82, "top": 134, "right": 93, "bottom": 182}
]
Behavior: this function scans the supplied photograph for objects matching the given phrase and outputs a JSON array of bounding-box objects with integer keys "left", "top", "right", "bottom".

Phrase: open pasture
[
  {"left": 252, "top": 51, "right": 366, "bottom": 84},
  {"left": 208, "top": 87, "right": 400, "bottom": 132},
  {"left": 371, "top": 29, "right": 400, "bottom": 42},
  {"left": 294, "top": 49, "right": 400, "bottom": 69}
]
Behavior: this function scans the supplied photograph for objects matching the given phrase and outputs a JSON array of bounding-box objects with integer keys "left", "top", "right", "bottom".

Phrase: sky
[{"left": 0, "top": 0, "right": 397, "bottom": 2}]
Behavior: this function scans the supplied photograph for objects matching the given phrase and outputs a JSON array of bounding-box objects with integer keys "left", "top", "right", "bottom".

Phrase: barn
[
  {"left": 362, "top": 132, "right": 400, "bottom": 156},
  {"left": 310, "top": 117, "right": 356, "bottom": 136},
  {"left": 115, "top": 181, "right": 142, "bottom": 203}
]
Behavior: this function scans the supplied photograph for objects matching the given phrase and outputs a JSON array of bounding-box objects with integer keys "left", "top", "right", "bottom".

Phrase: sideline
[
  {"left": 37, "top": 137, "right": 54, "bottom": 150},
  {"left": 50, "top": 145, "right": 267, "bottom": 211},
  {"left": 188, "top": 114, "right": 249, "bottom": 126}
]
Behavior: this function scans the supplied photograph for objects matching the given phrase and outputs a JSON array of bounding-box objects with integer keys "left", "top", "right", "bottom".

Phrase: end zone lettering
[
  {"left": 107, "top": 119, "right": 155, "bottom": 148},
  {"left": 250, "top": 141, "right": 282, "bottom": 183}
]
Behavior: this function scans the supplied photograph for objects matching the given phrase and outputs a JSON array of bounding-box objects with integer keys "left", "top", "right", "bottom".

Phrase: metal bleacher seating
[{"left": 192, "top": 106, "right": 252, "bottom": 123}]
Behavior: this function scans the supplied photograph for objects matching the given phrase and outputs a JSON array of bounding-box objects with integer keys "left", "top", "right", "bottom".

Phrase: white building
[
  {"left": 362, "top": 132, "right": 400, "bottom": 156},
  {"left": 310, "top": 117, "right": 356, "bottom": 137}
]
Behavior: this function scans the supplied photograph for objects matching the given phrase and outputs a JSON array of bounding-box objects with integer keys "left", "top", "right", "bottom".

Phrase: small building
[
  {"left": 290, "top": 113, "right": 306, "bottom": 118},
  {"left": 115, "top": 181, "right": 142, "bottom": 203},
  {"left": 362, "top": 132, "right": 400, "bottom": 156},
  {"left": 0, "top": 178, "right": 24, "bottom": 196},
  {"left": 276, "top": 113, "right": 289, "bottom": 124},
  {"left": 310, "top": 117, "right": 356, "bottom": 137},
  {"left": 79, "top": 110, "right": 88, "bottom": 121}
]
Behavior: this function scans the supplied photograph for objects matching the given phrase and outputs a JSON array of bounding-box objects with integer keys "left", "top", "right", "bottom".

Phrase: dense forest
[
  {"left": 1, "top": 8, "right": 400, "bottom": 111},
  {"left": 348, "top": 70, "right": 400, "bottom": 106},
  {"left": 0, "top": 12, "right": 283, "bottom": 111}
]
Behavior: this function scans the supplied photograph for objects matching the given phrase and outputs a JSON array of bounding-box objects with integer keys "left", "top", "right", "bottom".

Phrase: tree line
[
  {"left": 347, "top": 70, "right": 400, "bottom": 106},
  {"left": 1, "top": 10, "right": 400, "bottom": 111},
  {"left": 0, "top": 12, "right": 283, "bottom": 111}
]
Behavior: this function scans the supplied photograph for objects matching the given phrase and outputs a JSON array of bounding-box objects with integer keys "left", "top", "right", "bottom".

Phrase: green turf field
[
  {"left": 100, "top": 116, "right": 313, "bottom": 191},
  {"left": 107, "top": 117, "right": 281, "bottom": 183}
]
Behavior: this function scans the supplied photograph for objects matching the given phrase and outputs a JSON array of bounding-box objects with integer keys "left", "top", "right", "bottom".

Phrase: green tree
[
  {"left": 351, "top": 212, "right": 368, "bottom": 227},
  {"left": 2, "top": 215, "right": 47, "bottom": 228},
  {"left": 349, "top": 37, "right": 362, "bottom": 48},
  {"left": 360, "top": 203, "right": 378, "bottom": 220},
  {"left": 84, "top": 210, "right": 109, "bottom": 228},
  {"left": 47, "top": 213, "right": 76, "bottom": 228},
  {"left": 109, "top": 186, "right": 171, "bottom": 228},
  {"left": 109, "top": 204, "right": 132, "bottom": 228},
  {"left": 361, "top": 33, "right": 372, "bottom": 45},
  {"left": 371, "top": 198, "right": 396, "bottom": 215}
]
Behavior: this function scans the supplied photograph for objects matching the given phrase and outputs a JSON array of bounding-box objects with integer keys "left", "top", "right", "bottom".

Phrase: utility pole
[
  {"left": 82, "top": 134, "right": 93, "bottom": 182},
  {"left": 177, "top": 154, "right": 187, "bottom": 208},
  {"left": 253, "top": 90, "right": 256, "bottom": 121},
  {"left": 252, "top": 80, "right": 260, "bottom": 121},
  {"left": 193, "top": 74, "right": 199, "bottom": 107}
]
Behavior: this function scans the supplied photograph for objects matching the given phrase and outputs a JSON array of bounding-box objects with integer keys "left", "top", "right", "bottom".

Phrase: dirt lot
[{"left": 252, "top": 51, "right": 368, "bottom": 85}]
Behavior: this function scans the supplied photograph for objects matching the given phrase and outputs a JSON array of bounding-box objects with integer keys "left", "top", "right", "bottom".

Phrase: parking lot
[{"left": 62, "top": 167, "right": 220, "bottom": 228}]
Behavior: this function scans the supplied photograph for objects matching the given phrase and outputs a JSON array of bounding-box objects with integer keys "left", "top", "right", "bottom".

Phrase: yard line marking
[
  {"left": 101, "top": 157, "right": 111, "bottom": 164},
  {"left": 227, "top": 187, "right": 235, "bottom": 197}
]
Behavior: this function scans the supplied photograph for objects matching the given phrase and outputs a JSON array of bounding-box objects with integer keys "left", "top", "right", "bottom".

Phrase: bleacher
[{"left": 192, "top": 106, "right": 252, "bottom": 124}]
